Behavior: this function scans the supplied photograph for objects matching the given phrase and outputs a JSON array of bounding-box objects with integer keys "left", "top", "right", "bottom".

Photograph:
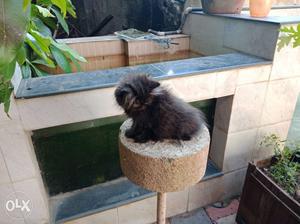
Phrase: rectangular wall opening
[
  {"left": 31, "top": 99, "right": 221, "bottom": 222},
  {"left": 32, "top": 99, "right": 217, "bottom": 196}
]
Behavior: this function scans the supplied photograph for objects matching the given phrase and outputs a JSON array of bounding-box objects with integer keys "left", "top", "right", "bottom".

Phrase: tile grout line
[
  {"left": 186, "top": 188, "right": 190, "bottom": 213},
  {"left": 0, "top": 145, "right": 28, "bottom": 223},
  {"left": 117, "top": 207, "right": 120, "bottom": 224},
  {"left": 0, "top": 145, "right": 14, "bottom": 185},
  {"left": 228, "top": 118, "right": 293, "bottom": 135}
]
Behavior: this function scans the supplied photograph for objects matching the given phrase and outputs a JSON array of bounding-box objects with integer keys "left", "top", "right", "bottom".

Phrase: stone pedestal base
[{"left": 119, "top": 119, "right": 210, "bottom": 223}]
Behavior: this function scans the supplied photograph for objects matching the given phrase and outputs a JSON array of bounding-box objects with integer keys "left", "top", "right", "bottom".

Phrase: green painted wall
[{"left": 32, "top": 99, "right": 216, "bottom": 196}]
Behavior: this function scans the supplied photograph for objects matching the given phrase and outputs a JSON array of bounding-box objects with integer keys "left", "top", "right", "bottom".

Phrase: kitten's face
[{"left": 114, "top": 74, "right": 160, "bottom": 115}]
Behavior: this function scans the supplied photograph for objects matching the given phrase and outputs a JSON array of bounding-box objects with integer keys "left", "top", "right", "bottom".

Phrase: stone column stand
[{"left": 119, "top": 120, "right": 210, "bottom": 224}]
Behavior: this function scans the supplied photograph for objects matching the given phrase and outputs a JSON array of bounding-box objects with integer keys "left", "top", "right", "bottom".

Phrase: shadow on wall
[{"left": 64, "top": 0, "right": 194, "bottom": 38}]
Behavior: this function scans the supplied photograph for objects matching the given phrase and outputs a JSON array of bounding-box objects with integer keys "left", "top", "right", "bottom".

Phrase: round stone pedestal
[{"left": 119, "top": 119, "right": 210, "bottom": 223}]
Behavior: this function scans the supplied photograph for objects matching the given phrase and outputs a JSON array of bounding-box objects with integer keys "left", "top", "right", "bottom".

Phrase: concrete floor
[{"left": 168, "top": 198, "right": 239, "bottom": 224}]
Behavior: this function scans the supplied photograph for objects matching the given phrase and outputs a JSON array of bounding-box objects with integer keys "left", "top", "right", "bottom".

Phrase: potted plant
[
  {"left": 236, "top": 134, "right": 300, "bottom": 224},
  {"left": 249, "top": 0, "right": 272, "bottom": 18},
  {"left": 201, "top": 0, "right": 245, "bottom": 14}
]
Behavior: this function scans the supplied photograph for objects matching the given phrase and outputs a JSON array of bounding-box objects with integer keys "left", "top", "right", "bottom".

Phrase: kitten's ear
[{"left": 149, "top": 80, "right": 160, "bottom": 90}]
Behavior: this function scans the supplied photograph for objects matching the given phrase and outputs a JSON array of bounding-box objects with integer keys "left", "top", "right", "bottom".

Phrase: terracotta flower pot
[
  {"left": 250, "top": 0, "right": 272, "bottom": 17},
  {"left": 201, "top": 0, "right": 246, "bottom": 14}
]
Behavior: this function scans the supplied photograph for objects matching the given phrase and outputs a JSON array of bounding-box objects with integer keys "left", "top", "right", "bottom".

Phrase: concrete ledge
[
  {"left": 192, "top": 11, "right": 300, "bottom": 25},
  {"left": 15, "top": 53, "right": 270, "bottom": 99}
]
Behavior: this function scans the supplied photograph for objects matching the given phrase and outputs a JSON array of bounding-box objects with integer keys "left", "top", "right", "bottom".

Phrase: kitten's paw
[
  {"left": 134, "top": 134, "right": 149, "bottom": 143},
  {"left": 134, "top": 138, "right": 148, "bottom": 143}
]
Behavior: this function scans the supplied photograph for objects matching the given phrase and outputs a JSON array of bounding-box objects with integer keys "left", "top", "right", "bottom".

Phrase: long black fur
[{"left": 115, "top": 74, "right": 207, "bottom": 143}]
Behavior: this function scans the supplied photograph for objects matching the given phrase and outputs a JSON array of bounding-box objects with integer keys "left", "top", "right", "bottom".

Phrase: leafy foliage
[
  {"left": 0, "top": 0, "right": 86, "bottom": 115},
  {"left": 0, "top": 0, "right": 28, "bottom": 114},
  {"left": 278, "top": 24, "right": 300, "bottom": 51},
  {"left": 22, "top": 0, "right": 86, "bottom": 78},
  {"left": 261, "top": 134, "right": 300, "bottom": 195}
]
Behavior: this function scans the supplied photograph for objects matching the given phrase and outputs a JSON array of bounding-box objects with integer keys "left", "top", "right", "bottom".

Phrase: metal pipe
[
  {"left": 148, "top": 29, "right": 181, "bottom": 36},
  {"left": 148, "top": 7, "right": 203, "bottom": 36}
]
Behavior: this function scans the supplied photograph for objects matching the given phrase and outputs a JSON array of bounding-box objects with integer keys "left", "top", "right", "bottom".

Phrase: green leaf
[
  {"left": 1, "top": 84, "right": 13, "bottom": 114},
  {"left": 21, "top": 63, "right": 32, "bottom": 79},
  {"left": 68, "top": 53, "right": 81, "bottom": 72},
  {"left": 67, "top": 0, "right": 75, "bottom": 9},
  {"left": 52, "top": 41, "right": 87, "bottom": 62},
  {"left": 29, "top": 30, "right": 51, "bottom": 53},
  {"left": 278, "top": 24, "right": 300, "bottom": 51},
  {"left": 21, "top": 66, "right": 30, "bottom": 79},
  {"left": 293, "top": 37, "right": 300, "bottom": 48},
  {"left": 67, "top": 7, "right": 76, "bottom": 18},
  {"left": 290, "top": 26, "right": 296, "bottom": 33},
  {"left": 16, "top": 45, "right": 26, "bottom": 65},
  {"left": 32, "top": 18, "right": 52, "bottom": 36},
  {"left": 34, "top": 5, "right": 55, "bottom": 17},
  {"left": 30, "top": 63, "right": 49, "bottom": 77},
  {"left": 51, "top": 0, "right": 67, "bottom": 17},
  {"left": 280, "top": 27, "right": 289, "bottom": 33},
  {"left": 66, "top": 0, "right": 76, "bottom": 18},
  {"left": 0, "top": 0, "right": 29, "bottom": 114},
  {"left": 25, "top": 33, "right": 41, "bottom": 54},
  {"left": 0, "top": 78, "right": 13, "bottom": 114},
  {"left": 277, "top": 35, "right": 292, "bottom": 51},
  {"left": 280, "top": 26, "right": 296, "bottom": 34},
  {"left": 40, "top": 16, "right": 57, "bottom": 30},
  {"left": 50, "top": 45, "right": 72, "bottom": 73},
  {"left": 36, "top": 68, "right": 49, "bottom": 77},
  {"left": 0, "top": 0, "right": 28, "bottom": 67},
  {"left": 25, "top": 33, "right": 55, "bottom": 67},
  {"left": 32, "top": 58, "right": 56, "bottom": 68},
  {"left": 0, "top": 59, "right": 16, "bottom": 81},
  {"left": 23, "top": 0, "right": 31, "bottom": 10},
  {"left": 36, "top": 0, "right": 52, "bottom": 6},
  {"left": 51, "top": 7, "right": 69, "bottom": 35},
  {"left": 4, "top": 93, "right": 12, "bottom": 114}
]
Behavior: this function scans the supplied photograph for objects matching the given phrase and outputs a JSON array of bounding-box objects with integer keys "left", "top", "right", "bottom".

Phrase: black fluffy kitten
[{"left": 115, "top": 74, "right": 206, "bottom": 143}]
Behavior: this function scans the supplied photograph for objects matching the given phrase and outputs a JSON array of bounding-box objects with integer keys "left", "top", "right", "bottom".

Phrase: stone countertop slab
[
  {"left": 15, "top": 53, "right": 270, "bottom": 99},
  {"left": 192, "top": 11, "right": 300, "bottom": 25},
  {"left": 193, "top": 11, "right": 300, "bottom": 25}
]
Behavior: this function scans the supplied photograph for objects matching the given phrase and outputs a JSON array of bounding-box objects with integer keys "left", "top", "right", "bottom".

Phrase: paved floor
[
  {"left": 170, "top": 209, "right": 212, "bottom": 224},
  {"left": 169, "top": 198, "right": 239, "bottom": 224}
]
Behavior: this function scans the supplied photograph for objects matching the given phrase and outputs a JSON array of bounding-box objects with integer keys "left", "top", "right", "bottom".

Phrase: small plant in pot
[
  {"left": 236, "top": 134, "right": 300, "bottom": 224},
  {"left": 261, "top": 135, "right": 300, "bottom": 200}
]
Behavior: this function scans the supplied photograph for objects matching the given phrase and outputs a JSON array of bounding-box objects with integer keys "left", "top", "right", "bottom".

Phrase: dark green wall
[
  {"left": 66, "top": 0, "right": 184, "bottom": 38},
  {"left": 32, "top": 99, "right": 216, "bottom": 196}
]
